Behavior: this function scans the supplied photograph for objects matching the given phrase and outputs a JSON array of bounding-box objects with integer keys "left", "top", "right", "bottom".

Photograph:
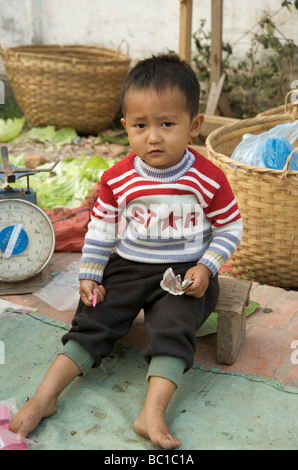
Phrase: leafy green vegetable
[
  {"left": 25, "top": 126, "right": 56, "bottom": 142},
  {"left": 6, "top": 154, "right": 116, "bottom": 209},
  {"left": 82, "top": 155, "right": 110, "bottom": 180},
  {"left": 0, "top": 117, "right": 26, "bottom": 142},
  {"left": 25, "top": 126, "right": 78, "bottom": 146},
  {"left": 196, "top": 300, "right": 260, "bottom": 337},
  {"left": 51, "top": 128, "right": 78, "bottom": 146},
  {"left": 99, "top": 133, "right": 129, "bottom": 145}
]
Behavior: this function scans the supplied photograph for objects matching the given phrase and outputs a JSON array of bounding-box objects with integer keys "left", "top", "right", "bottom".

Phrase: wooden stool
[
  {"left": 216, "top": 277, "right": 252, "bottom": 364},
  {"left": 131, "top": 276, "right": 252, "bottom": 366}
]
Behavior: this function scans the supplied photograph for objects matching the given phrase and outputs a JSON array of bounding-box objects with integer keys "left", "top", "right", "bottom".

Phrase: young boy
[{"left": 9, "top": 54, "right": 243, "bottom": 449}]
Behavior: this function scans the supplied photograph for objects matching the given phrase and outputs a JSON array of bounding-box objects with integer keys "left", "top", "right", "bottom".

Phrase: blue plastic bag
[
  {"left": 231, "top": 121, "right": 298, "bottom": 170},
  {"left": 263, "top": 136, "right": 298, "bottom": 171}
]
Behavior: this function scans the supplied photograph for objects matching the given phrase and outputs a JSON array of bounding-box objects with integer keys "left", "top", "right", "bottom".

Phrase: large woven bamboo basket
[
  {"left": 205, "top": 113, "right": 298, "bottom": 288},
  {"left": 0, "top": 44, "right": 131, "bottom": 135}
]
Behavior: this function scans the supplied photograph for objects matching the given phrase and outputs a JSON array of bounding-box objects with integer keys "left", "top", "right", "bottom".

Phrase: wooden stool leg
[
  {"left": 216, "top": 307, "right": 246, "bottom": 365},
  {"left": 215, "top": 278, "right": 252, "bottom": 365}
]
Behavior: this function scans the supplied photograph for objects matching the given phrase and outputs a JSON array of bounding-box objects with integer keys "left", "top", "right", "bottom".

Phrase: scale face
[{"left": 0, "top": 198, "right": 55, "bottom": 282}]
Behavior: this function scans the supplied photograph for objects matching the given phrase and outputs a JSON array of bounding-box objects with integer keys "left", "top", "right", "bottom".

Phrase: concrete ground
[{"left": 3, "top": 252, "right": 298, "bottom": 389}]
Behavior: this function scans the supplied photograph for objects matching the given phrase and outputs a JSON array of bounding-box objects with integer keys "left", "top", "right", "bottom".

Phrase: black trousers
[{"left": 62, "top": 254, "right": 220, "bottom": 371}]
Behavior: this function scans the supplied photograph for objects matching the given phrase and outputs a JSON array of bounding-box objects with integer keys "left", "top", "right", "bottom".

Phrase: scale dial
[{"left": 0, "top": 199, "right": 55, "bottom": 282}]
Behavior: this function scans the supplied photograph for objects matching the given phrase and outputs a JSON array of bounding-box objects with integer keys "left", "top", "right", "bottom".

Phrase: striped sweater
[{"left": 79, "top": 147, "right": 243, "bottom": 283}]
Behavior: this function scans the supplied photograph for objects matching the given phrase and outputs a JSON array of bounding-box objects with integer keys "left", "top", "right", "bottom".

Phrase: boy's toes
[
  {"left": 9, "top": 416, "right": 25, "bottom": 436},
  {"left": 154, "top": 431, "right": 182, "bottom": 450}
]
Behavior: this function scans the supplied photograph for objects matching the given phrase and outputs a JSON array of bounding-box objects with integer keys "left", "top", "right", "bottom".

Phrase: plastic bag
[
  {"left": 231, "top": 121, "right": 298, "bottom": 169},
  {"left": 34, "top": 260, "right": 80, "bottom": 311},
  {"left": 0, "top": 299, "right": 36, "bottom": 319},
  {"left": 0, "top": 398, "right": 38, "bottom": 450},
  {"left": 263, "top": 137, "right": 298, "bottom": 171}
]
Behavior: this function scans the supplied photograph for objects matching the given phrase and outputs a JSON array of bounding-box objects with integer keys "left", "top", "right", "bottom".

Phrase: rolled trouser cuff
[
  {"left": 59, "top": 339, "right": 95, "bottom": 376},
  {"left": 147, "top": 355, "right": 187, "bottom": 388}
]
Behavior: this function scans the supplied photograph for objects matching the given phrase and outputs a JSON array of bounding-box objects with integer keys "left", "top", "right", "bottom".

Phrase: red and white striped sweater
[{"left": 79, "top": 147, "right": 243, "bottom": 283}]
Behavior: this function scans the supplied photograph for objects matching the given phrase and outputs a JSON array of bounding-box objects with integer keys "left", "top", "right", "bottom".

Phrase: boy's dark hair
[{"left": 120, "top": 54, "right": 200, "bottom": 118}]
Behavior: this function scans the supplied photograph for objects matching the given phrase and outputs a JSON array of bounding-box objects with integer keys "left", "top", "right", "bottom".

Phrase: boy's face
[{"left": 121, "top": 85, "right": 203, "bottom": 169}]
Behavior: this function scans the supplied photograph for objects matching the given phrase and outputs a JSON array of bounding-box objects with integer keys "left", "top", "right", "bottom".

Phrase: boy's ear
[
  {"left": 190, "top": 113, "right": 204, "bottom": 137},
  {"left": 120, "top": 117, "right": 126, "bottom": 129}
]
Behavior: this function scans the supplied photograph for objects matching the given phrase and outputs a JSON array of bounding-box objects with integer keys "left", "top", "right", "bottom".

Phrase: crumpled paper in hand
[{"left": 160, "top": 267, "right": 193, "bottom": 296}]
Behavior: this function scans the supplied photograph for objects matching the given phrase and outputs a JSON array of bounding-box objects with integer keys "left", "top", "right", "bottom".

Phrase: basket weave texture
[
  {"left": 258, "top": 102, "right": 296, "bottom": 117},
  {"left": 205, "top": 114, "right": 298, "bottom": 288},
  {"left": 0, "top": 44, "right": 131, "bottom": 135}
]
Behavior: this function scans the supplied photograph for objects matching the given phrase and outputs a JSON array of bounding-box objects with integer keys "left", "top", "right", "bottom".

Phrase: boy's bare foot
[
  {"left": 134, "top": 408, "right": 182, "bottom": 449},
  {"left": 9, "top": 392, "right": 57, "bottom": 438},
  {"left": 9, "top": 355, "right": 81, "bottom": 438}
]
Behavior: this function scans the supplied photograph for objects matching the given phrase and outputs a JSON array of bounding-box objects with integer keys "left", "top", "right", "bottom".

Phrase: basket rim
[
  {"left": 257, "top": 90, "right": 298, "bottom": 117},
  {"left": 257, "top": 102, "right": 295, "bottom": 117},
  {"left": 0, "top": 44, "right": 131, "bottom": 64},
  {"left": 205, "top": 114, "right": 298, "bottom": 176}
]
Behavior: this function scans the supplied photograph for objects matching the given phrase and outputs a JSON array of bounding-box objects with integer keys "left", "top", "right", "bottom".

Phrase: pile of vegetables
[
  {"left": 0, "top": 120, "right": 118, "bottom": 209},
  {"left": 6, "top": 153, "right": 116, "bottom": 209}
]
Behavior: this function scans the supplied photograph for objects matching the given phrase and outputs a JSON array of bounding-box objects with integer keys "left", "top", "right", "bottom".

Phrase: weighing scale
[{"left": 0, "top": 146, "right": 59, "bottom": 282}]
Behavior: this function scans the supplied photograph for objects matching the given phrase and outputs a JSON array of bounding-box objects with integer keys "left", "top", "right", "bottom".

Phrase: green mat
[{"left": 0, "top": 312, "right": 297, "bottom": 450}]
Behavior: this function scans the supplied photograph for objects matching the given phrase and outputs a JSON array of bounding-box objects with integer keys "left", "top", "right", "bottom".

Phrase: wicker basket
[
  {"left": 0, "top": 44, "right": 131, "bottom": 135},
  {"left": 205, "top": 114, "right": 298, "bottom": 288}
]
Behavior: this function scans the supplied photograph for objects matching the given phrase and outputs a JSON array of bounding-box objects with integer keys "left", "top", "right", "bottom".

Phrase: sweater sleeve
[
  {"left": 198, "top": 173, "right": 243, "bottom": 276},
  {"left": 79, "top": 171, "right": 119, "bottom": 283}
]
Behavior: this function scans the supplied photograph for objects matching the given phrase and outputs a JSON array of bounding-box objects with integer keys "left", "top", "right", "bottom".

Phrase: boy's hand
[
  {"left": 184, "top": 264, "right": 212, "bottom": 298},
  {"left": 79, "top": 279, "right": 106, "bottom": 307}
]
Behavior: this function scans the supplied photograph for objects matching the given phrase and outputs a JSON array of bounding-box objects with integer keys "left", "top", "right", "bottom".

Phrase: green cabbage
[
  {"left": 6, "top": 154, "right": 115, "bottom": 209},
  {"left": 25, "top": 126, "right": 78, "bottom": 146},
  {"left": 0, "top": 117, "right": 26, "bottom": 142}
]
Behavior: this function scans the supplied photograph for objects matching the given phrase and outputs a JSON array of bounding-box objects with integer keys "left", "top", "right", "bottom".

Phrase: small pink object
[
  {"left": 1, "top": 438, "right": 29, "bottom": 450},
  {"left": 92, "top": 294, "right": 97, "bottom": 307},
  {"left": 0, "top": 404, "right": 29, "bottom": 450},
  {"left": 0, "top": 424, "right": 30, "bottom": 450}
]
